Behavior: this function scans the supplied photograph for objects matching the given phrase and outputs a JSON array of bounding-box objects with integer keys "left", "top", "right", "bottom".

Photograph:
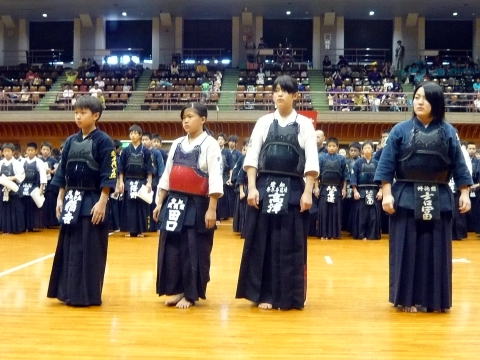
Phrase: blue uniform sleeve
[
  {"left": 144, "top": 148, "right": 154, "bottom": 175},
  {"left": 350, "top": 159, "right": 360, "bottom": 186},
  {"left": 51, "top": 136, "right": 72, "bottom": 188},
  {"left": 118, "top": 147, "right": 128, "bottom": 175},
  {"left": 155, "top": 150, "right": 165, "bottom": 177},
  {"left": 374, "top": 124, "right": 402, "bottom": 184},
  {"left": 340, "top": 156, "right": 348, "bottom": 181}
]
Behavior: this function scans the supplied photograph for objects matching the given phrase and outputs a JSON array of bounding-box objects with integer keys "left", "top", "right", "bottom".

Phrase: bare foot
[
  {"left": 137, "top": 233, "right": 145, "bottom": 238},
  {"left": 176, "top": 297, "right": 193, "bottom": 309},
  {"left": 399, "top": 306, "right": 417, "bottom": 313},
  {"left": 258, "top": 303, "right": 273, "bottom": 310},
  {"left": 165, "top": 293, "right": 184, "bottom": 306},
  {"left": 362, "top": 237, "right": 367, "bottom": 241}
]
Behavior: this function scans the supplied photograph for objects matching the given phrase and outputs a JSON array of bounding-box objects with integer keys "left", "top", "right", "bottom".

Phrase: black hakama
[
  {"left": 232, "top": 191, "right": 247, "bottom": 234},
  {"left": 351, "top": 199, "right": 382, "bottom": 240},
  {"left": 108, "top": 195, "right": 122, "bottom": 231},
  {"left": 120, "top": 195, "right": 148, "bottom": 235},
  {"left": 236, "top": 204, "right": 308, "bottom": 310},
  {"left": 318, "top": 185, "right": 342, "bottom": 238},
  {"left": 43, "top": 183, "right": 59, "bottom": 227},
  {"left": 217, "top": 184, "right": 231, "bottom": 220},
  {"left": 48, "top": 216, "right": 109, "bottom": 306},
  {"left": 22, "top": 196, "right": 43, "bottom": 231},
  {"left": 1, "top": 193, "right": 26, "bottom": 234},
  {"left": 389, "top": 208, "right": 452, "bottom": 311},
  {"left": 157, "top": 197, "right": 214, "bottom": 302}
]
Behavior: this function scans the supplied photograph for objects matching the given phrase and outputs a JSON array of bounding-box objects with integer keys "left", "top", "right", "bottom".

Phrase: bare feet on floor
[
  {"left": 176, "top": 297, "right": 193, "bottom": 309},
  {"left": 398, "top": 305, "right": 417, "bottom": 313},
  {"left": 258, "top": 303, "right": 273, "bottom": 310},
  {"left": 165, "top": 293, "right": 184, "bottom": 306}
]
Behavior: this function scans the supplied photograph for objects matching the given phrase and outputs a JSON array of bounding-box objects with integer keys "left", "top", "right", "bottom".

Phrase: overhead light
[
  {"left": 42, "top": 13, "right": 48, "bottom": 18},
  {"left": 286, "top": 10, "right": 291, "bottom": 16},
  {"left": 452, "top": 12, "right": 458, "bottom": 16},
  {"left": 369, "top": 11, "right": 375, "bottom": 16},
  {"left": 122, "top": 11, "right": 127, "bottom": 17}
]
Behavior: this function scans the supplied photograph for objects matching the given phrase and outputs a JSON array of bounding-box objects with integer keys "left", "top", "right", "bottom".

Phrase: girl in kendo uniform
[
  {"left": 236, "top": 75, "right": 319, "bottom": 310},
  {"left": 153, "top": 103, "right": 223, "bottom": 309},
  {"left": 375, "top": 82, "right": 472, "bottom": 312}
]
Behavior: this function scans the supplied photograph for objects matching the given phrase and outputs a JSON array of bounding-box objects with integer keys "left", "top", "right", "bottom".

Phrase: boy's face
[
  {"left": 26, "top": 147, "right": 37, "bottom": 159},
  {"left": 349, "top": 147, "right": 360, "bottom": 159},
  {"left": 362, "top": 145, "right": 373, "bottom": 156},
  {"left": 74, "top": 108, "right": 99, "bottom": 131},
  {"left": 152, "top": 139, "right": 161, "bottom": 149},
  {"left": 2, "top": 148, "right": 13, "bottom": 160},
  {"left": 217, "top": 137, "right": 226, "bottom": 147},
  {"left": 327, "top": 142, "right": 338, "bottom": 154},
  {"left": 41, "top": 146, "right": 51, "bottom": 158},
  {"left": 228, "top": 140, "right": 236, "bottom": 150},
  {"left": 467, "top": 144, "right": 476, "bottom": 157},
  {"left": 142, "top": 135, "right": 152, "bottom": 148},
  {"left": 130, "top": 131, "right": 142, "bottom": 143}
]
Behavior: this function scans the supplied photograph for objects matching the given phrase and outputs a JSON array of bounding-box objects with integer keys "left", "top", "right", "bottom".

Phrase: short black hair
[
  {"left": 26, "top": 142, "right": 38, "bottom": 150},
  {"left": 41, "top": 141, "right": 53, "bottom": 150},
  {"left": 217, "top": 133, "right": 227, "bottom": 141},
  {"left": 413, "top": 81, "right": 445, "bottom": 123},
  {"left": 362, "top": 141, "right": 374, "bottom": 150},
  {"left": 74, "top": 95, "right": 103, "bottom": 119},
  {"left": 142, "top": 133, "right": 152, "bottom": 140},
  {"left": 113, "top": 139, "right": 122, "bottom": 150},
  {"left": 467, "top": 142, "right": 476, "bottom": 147},
  {"left": 180, "top": 103, "right": 208, "bottom": 119},
  {"left": 273, "top": 75, "right": 298, "bottom": 94},
  {"left": 129, "top": 124, "right": 143, "bottom": 135},
  {"left": 326, "top": 137, "right": 339, "bottom": 146},
  {"left": 228, "top": 135, "right": 238, "bottom": 143},
  {"left": 2, "top": 143, "right": 15, "bottom": 151},
  {"left": 349, "top": 142, "right": 361, "bottom": 151}
]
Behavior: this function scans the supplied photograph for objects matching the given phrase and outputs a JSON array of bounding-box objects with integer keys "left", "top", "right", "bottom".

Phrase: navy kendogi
[
  {"left": 119, "top": 144, "right": 154, "bottom": 236},
  {"left": 217, "top": 147, "right": 234, "bottom": 220},
  {"left": 47, "top": 129, "right": 117, "bottom": 306},
  {"left": 317, "top": 152, "right": 348, "bottom": 238},
  {"left": 351, "top": 157, "right": 382, "bottom": 240},
  {"left": 232, "top": 153, "right": 247, "bottom": 235},
  {"left": 375, "top": 117, "right": 472, "bottom": 311},
  {"left": 40, "top": 155, "right": 59, "bottom": 228}
]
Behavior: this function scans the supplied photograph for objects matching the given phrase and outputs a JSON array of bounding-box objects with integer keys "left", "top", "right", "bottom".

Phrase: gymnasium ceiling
[{"left": 0, "top": 0, "right": 479, "bottom": 21}]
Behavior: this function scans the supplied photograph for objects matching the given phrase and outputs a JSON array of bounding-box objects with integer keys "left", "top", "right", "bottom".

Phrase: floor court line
[{"left": 0, "top": 253, "right": 54, "bottom": 278}]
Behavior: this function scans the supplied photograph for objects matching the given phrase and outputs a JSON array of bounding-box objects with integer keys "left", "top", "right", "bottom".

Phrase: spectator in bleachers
[
  {"left": 258, "top": 37, "right": 266, "bottom": 49},
  {"left": 256, "top": 69, "right": 265, "bottom": 85},
  {"left": 65, "top": 69, "right": 78, "bottom": 84},
  {"left": 337, "top": 55, "right": 348, "bottom": 68},
  {"left": 62, "top": 84, "right": 74, "bottom": 104},
  {"left": 170, "top": 61, "right": 180, "bottom": 76},
  {"left": 474, "top": 95, "right": 480, "bottom": 112},
  {"left": 195, "top": 61, "right": 208, "bottom": 75},
  {"left": 394, "top": 40, "right": 405, "bottom": 71},
  {"left": 25, "top": 69, "right": 36, "bottom": 84},
  {"left": 94, "top": 76, "right": 105, "bottom": 90},
  {"left": 383, "top": 61, "right": 393, "bottom": 78},
  {"left": 392, "top": 77, "right": 403, "bottom": 92},
  {"left": 323, "top": 55, "right": 332, "bottom": 74},
  {"left": 473, "top": 78, "right": 480, "bottom": 93},
  {"left": 368, "top": 67, "right": 382, "bottom": 86},
  {"left": 89, "top": 83, "right": 103, "bottom": 98}
]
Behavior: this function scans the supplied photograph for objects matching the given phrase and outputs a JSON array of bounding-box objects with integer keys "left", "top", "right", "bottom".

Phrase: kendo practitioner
[
  {"left": 350, "top": 141, "right": 382, "bottom": 240},
  {"left": 236, "top": 75, "right": 319, "bottom": 310},
  {"left": 39, "top": 142, "right": 59, "bottom": 228},
  {"left": 375, "top": 82, "right": 472, "bottom": 313},
  {"left": 342, "top": 142, "right": 361, "bottom": 233},
  {"left": 232, "top": 142, "right": 248, "bottom": 235},
  {"left": 153, "top": 103, "right": 223, "bottom": 309},
  {"left": 117, "top": 124, "right": 154, "bottom": 237},
  {"left": 466, "top": 142, "right": 480, "bottom": 233},
  {"left": 0, "top": 143, "right": 26, "bottom": 234},
  {"left": 316, "top": 137, "right": 348, "bottom": 239},
  {"left": 108, "top": 139, "right": 123, "bottom": 232},
  {"left": 47, "top": 96, "right": 117, "bottom": 306},
  {"left": 21, "top": 142, "right": 47, "bottom": 232},
  {"left": 216, "top": 133, "right": 234, "bottom": 220}
]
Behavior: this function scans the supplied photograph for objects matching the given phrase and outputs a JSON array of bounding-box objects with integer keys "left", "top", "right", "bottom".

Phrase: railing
[
  {"left": 322, "top": 48, "right": 391, "bottom": 66},
  {"left": 1, "top": 90, "right": 479, "bottom": 113}
]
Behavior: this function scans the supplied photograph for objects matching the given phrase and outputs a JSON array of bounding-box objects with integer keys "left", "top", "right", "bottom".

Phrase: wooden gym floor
[{"left": 1, "top": 221, "right": 480, "bottom": 359}]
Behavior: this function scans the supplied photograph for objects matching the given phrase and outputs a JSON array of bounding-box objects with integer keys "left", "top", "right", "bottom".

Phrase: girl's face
[
  {"left": 182, "top": 109, "right": 205, "bottom": 136},
  {"left": 273, "top": 85, "right": 297, "bottom": 113},
  {"left": 2, "top": 148, "right": 13, "bottom": 160},
  {"left": 413, "top": 87, "right": 432, "bottom": 119}
]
